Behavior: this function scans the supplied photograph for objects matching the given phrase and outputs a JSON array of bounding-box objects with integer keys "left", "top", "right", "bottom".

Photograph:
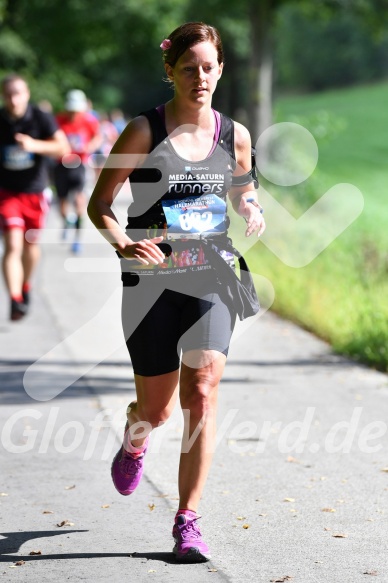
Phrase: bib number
[
  {"left": 162, "top": 194, "right": 227, "bottom": 240},
  {"left": 179, "top": 210, "right": 213, "bottom": 232},
  {"left": 3, "top": 146, "right": 35, "bottom": 171}
]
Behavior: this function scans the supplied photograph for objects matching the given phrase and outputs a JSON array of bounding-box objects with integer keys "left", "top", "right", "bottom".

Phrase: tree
[
  {"left": 247, "top": 0, "right": 285, "bottom": 140},
  {"left": 275, "top": 5, "right": 388, "bottom": 91},
  {"left": 1, "top": 0, "right": 388, "bottom": 123},
  {"left": 241, "top": 0, "right": 388, "bottom": 138}
]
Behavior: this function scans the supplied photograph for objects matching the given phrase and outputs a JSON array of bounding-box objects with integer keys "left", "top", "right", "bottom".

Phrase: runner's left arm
[
  {"left": 228, "top": 121, "right": 265, "bottom": 238},
  {"left": 85, "top": 118, "right": 103, "bottom": 154}
]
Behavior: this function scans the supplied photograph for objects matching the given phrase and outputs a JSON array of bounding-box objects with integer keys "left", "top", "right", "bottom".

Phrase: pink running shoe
[
  {"left": 172, "top": 514, "right": 211, "bottom": 562},
  {"left": 111, "top": 423, "right": 149, "bottom": 496}
]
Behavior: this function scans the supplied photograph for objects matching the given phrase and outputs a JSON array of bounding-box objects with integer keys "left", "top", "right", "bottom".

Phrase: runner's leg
[
  {"left": 127, "top": 370, "right": 180, "bottom": 447},
  {"left": 73, "top": 189, "right": 86, "bottom": 232},
  {"left": 73, "top": 165, "right": 87, "bottom": 236},
  {"left": 21, "top": 240, "right": 40, "bottom": 288},
  {"left": 110, "top": 369, "right": 179, "bottom": 496},
  {"left": 2, "top": 228, "right": 25, "bottom": 298},
  {"left": 59, "top": 198, "right": 68, "bottom": 222},
  {"left": 178, "top": 349, "right": 226, "bottom": 512}
]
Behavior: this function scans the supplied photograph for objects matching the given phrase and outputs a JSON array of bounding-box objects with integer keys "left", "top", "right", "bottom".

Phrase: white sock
[{"left": 124, "top": 429, "right": 147, "bottom": 457}]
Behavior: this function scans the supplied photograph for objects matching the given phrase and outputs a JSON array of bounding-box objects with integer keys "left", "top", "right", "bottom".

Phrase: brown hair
[{"left": 162, "top": 22, "right": 224, "bottom": 68}]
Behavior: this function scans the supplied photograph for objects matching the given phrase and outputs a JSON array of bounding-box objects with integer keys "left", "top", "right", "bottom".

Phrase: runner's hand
[
  {"left": 119, "top": 236, "right": 166, "bottom": 265},
  {"left": 14, "top": 133, "right": 37, "bottom": 152},
  {"left": 239, "top": 199, "right": 266, "bottom": 237}
]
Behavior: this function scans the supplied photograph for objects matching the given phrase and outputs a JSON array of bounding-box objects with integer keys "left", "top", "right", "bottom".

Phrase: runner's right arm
[
  {"left": 87, "top": 116, "right": 165, "bottom": 265},
  {"left": 14, "top": 129, "right": 70, "bottom": 158}
]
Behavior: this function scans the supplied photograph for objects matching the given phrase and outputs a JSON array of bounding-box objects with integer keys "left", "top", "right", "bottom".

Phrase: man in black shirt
[{"left": 0, "top": 74, "right": 69, "bottom": 320}]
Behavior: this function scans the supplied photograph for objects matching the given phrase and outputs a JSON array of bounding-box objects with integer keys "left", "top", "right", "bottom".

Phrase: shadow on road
[
  {"left": 0, "top": 532, "right": 179, "bottom": 564},
  {"left": 0, "top": 359, "right": 134, "bottom": 404},
  {"left": 0, "top": 352, "right": 354, "bottom": 405},
  {"left": 0, "top": 530, "right": 88, "bottom": 555}
]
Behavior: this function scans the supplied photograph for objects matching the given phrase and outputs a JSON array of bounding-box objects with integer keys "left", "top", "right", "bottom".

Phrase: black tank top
[
  {"left": 124, "top": 108, "right": 237, "bottom": 275},
  {"left": 127, "top": 108, "right": 236, "bottom": 234}
]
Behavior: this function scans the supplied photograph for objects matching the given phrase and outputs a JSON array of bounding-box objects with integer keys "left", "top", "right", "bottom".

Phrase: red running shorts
[{"left": 0, "top": 189, "right": 49, "bottom": 242}]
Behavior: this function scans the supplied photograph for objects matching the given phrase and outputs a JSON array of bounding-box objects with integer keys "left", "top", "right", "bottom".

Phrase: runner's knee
[{"left": 180, "top": 375, "right": 219, "bottom": 419}]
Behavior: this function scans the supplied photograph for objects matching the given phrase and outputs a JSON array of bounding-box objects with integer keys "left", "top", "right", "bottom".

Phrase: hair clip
[{"left": 160, "top": 39, "right": 172, "bottom": 50}]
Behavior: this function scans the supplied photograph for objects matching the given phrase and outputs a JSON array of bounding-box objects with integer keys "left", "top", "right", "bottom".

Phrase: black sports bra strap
[
  {"left": 219, "top": 113, "right": 236, "bottom": 162},
  {"left": 139, "top": 108, "right": 168, "bottom": 151}
]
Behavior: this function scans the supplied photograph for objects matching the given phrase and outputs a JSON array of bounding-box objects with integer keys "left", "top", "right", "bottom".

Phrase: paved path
[{"left": 0, "top": 202, "right": 387, "bottom": 583}]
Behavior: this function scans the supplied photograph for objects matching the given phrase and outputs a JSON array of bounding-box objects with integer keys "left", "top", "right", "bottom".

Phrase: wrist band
[{"left": 246, "top": 197, "right": 264, "bottom": 214}]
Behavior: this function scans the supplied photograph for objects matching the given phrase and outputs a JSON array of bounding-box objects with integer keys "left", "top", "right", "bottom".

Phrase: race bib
[
  {"left": 67, "top": 132, "right": 86, "bottom": 153},
  {"left": 161, "top": 193, "right": 227, "bottom": 240},
  {"left": 3, "top": 146, "right": 35, "bottom": 170}
]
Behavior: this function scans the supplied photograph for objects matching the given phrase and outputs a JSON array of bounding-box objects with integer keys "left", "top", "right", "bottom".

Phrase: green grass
[{"left": 233, "top": 81, "right": 388, "bottom": 371}]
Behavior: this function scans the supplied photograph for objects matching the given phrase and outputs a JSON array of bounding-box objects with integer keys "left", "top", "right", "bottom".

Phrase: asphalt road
[{"left": 0, "top": 200, "right": 387, "bottom": 583}]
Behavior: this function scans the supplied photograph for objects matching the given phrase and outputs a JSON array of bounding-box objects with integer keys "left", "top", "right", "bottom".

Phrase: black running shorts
[
  {"left": 121, "top": 272, "right": 236, "bottom": 376},
  {"left": 54, "top": 164, "right": 86, "bottom": 200}
]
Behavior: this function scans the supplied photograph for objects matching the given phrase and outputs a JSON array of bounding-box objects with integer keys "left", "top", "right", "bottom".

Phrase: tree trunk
[
  {"left": 248, "top": 0, "right": 274, "bottom": 142},
  {"left": 3, "top": 0, "right": 21, "bottom": 28}
]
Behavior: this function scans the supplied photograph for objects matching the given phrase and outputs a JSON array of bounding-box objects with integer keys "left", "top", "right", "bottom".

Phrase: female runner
[{"left": 87, "top": 21, "right": 265, "bottom": 563}]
